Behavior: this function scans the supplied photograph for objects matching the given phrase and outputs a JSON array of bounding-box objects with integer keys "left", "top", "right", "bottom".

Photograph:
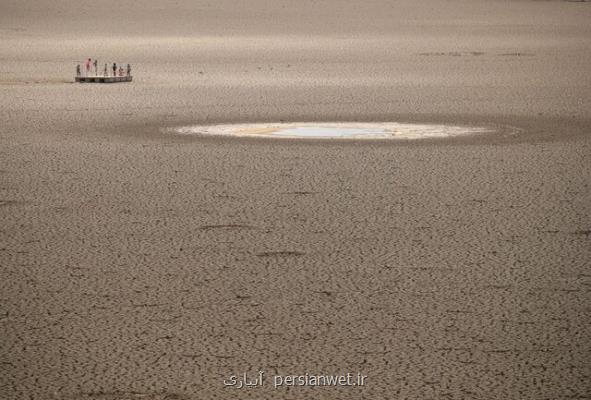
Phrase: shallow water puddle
[{"left": 173, "top": 122, "right": 498, "bottom": 139}]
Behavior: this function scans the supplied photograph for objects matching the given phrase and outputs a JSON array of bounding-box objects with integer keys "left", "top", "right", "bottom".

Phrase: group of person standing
[{"left": 76, "top": 58, "right": 131, "bottom": 77}]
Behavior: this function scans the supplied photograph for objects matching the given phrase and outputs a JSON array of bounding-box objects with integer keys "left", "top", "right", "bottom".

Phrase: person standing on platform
[
  {"left": 93, "top": 59, "right": 98, "bottom": 76},
  {"left": 76, "top": 64, "right": 81, "bottom": 77},
  {"left": 103, "top": 63, "right": 108, "bottom": 77},
  {"left": 85, "top": 58, "right": 91, "bottom": 76},
  {"left": 126, "top": 64, "right": 131, "bottom": 77},
  {"left": 112, "top": 63, "right": 117, "bottom": 77}
]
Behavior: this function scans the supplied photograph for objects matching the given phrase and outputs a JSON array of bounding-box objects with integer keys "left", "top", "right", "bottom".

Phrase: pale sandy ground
[{"left": 1, "top": 1, "right": 591, "bottom": 399}]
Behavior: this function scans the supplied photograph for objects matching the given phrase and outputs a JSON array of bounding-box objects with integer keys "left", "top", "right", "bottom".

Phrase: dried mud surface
[{"left": 1, "top": 1, "right": 590, "bottom": 399}]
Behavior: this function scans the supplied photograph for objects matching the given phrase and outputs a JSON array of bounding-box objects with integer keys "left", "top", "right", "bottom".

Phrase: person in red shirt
[{"left": 85, "top": 58, "right": 91, "bottom": 76}]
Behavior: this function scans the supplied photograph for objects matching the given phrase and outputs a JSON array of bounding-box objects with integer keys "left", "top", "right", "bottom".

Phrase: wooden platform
[{"left": 75, "top": 76, "right": 132, "bottom": 83}]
